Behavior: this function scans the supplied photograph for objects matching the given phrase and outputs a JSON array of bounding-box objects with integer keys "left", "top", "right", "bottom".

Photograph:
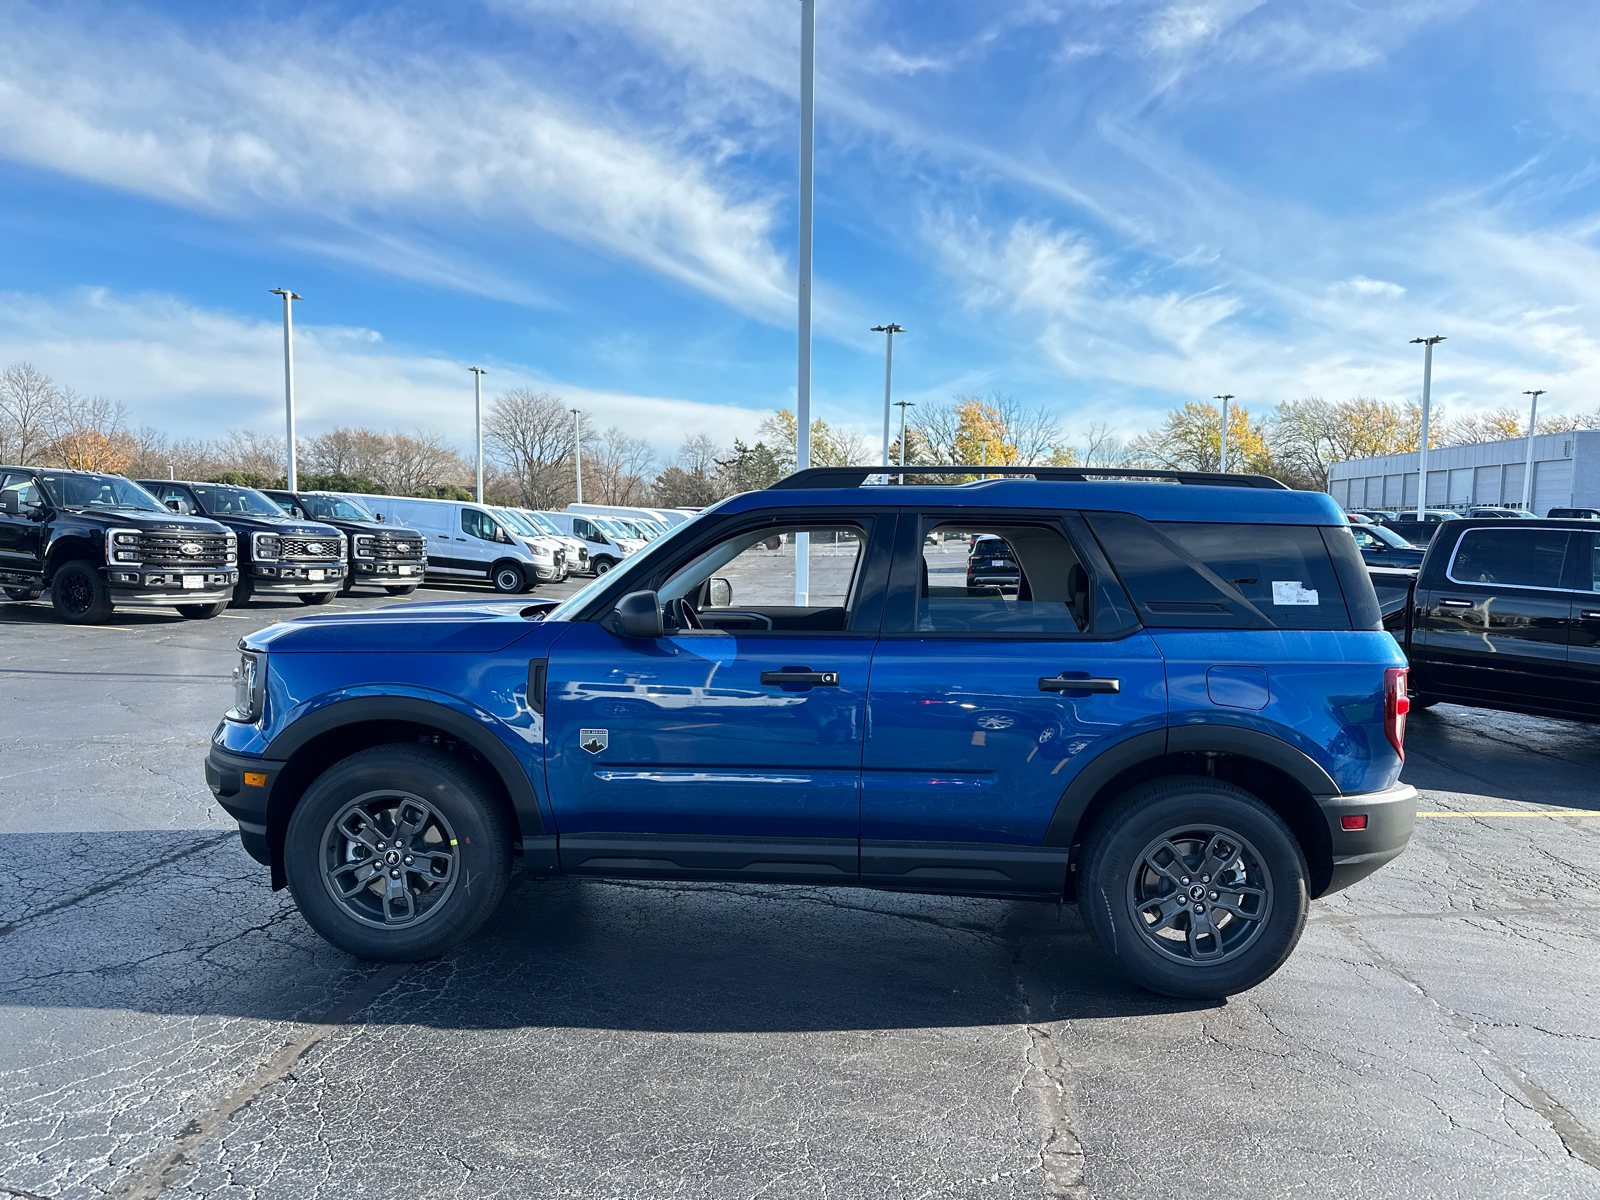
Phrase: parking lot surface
[{"left": 3, "top": 581, "right": 1600, "bottom": 1199}]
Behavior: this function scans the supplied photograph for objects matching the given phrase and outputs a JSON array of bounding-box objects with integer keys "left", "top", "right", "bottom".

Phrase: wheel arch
[
  {"left": 261, "top": 696, "right": 544, "bottom": 889},
  {"left": 1046, "top": 727, "right": 1337, "bottom": 899},
  {"left": 43, "top": 535, "right": 103, "bottom": 581}
]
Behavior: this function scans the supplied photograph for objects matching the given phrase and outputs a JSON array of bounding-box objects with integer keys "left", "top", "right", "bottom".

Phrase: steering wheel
[{"left": 670, "top": 597, "right": 702, "bottom": 630}]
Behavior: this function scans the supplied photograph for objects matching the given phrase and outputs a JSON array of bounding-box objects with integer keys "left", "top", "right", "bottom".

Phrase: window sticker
[{"left": 1272, "top": 581, "right": 1319, "bottom": 605}]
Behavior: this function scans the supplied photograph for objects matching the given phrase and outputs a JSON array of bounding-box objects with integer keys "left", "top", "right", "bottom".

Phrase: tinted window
[
  {"left": 40, "top": 474, "right": 162, "bottom": 511},
  {"left": 918, "top": 521, "right": 1088, "bottom": 634},
  {"left": 1, "top": 472, "right": 42, "bottom": 509},
  {"left": 461, "top": 508, "right": 501, "bottom": 540},
  {"left": 189, "top": 485, "right": 284, "bottom": 516},
  {"left": 1448, "top": 530, "right": 1571, "bottom": 590},
  {"left": 1581, "top": 536, "right": 1600, "bottom": 591},
  {"left": 1087, "top": 513, "right": 1352, "bottom": 630},
  {"left": 300, "top": 495, "right": 373, "bottom": 521}
]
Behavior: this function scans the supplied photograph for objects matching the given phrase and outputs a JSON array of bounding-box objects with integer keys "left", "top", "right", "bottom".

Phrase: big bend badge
[{"left": 579, "top": 728, "right": 608, "bottom": 755}]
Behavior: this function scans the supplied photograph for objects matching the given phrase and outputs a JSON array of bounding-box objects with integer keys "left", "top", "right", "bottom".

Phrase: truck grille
[
  {"left": 277, "top": 537, "right": 342, "bottom": 561},
  {"left": 137, "top": 531, "right": 231, "bottom": 567},
  {"left": 367, "top": 534, "right": 426, "bottom": 560}
]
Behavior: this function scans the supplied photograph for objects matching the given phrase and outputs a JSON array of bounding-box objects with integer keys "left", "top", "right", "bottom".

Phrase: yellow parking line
[{"left": 1417, "top": 811, "right": 1598, "bottom": 818}]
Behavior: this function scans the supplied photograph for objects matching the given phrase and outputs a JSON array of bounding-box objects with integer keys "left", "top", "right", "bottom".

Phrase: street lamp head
[
  {"left": 1213, "top": 393, "right": 1234, "bottom": 401},
  {"left": 871, "top": 323, "right": 906, "bottom": 334},
  {"left": 1410, "top": 335, "right": 1445, "bottom": 345},
  {"left": 468, "top": 366, "right": 486, "bottom": 375},
  {"left": 1522, "top": 389, "right": 1546, "bottom": 397},
  {"left": 269, "top": 288, "right": 303, "bottom": 300}
]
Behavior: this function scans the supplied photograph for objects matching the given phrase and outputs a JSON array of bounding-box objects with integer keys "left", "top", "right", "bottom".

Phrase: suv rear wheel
[
  {"left": 283, "top": 745, "right": 512, "bottom": 961},
  {"left": 50, "top": 561, "right": 115, "bottom": 624},
  {"left": 1081, "top": 777, "right": 1308, "bottom": 999}
]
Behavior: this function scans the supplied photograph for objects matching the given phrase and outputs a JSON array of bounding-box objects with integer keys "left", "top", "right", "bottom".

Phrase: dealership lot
[{"left": 3, "top": 584, "right": 1600, "bottom": 1200}]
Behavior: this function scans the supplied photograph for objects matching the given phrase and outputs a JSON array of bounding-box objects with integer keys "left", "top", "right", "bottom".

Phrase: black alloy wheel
[
  {"left": 177, "top": 601, "right": 229, "bottom": 619},
  {"left": 299, "top": 591, "right": 336, "bottom": 606},
  {"left": 385, "top": 585, "right": 419, "bottom": 596},
  {"left": 491, "top": 562, "right": 526, "bottom": 594},
  {"left": 283, "top": 745, "right": 511, "bottom": 960},
  {"left": 1081, "top": 777, "right": 1308, "bottom": 999},
  {"left": 50, "top": 561, "right": 115, "bottom": 624},
  {"left": 3, "top": 587, "right": 43, "bottom": 602}
]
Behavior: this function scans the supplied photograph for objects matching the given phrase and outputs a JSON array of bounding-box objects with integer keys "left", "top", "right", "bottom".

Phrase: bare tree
[
  {"left": 1080, "top": 422, "right": 1133, "bottom": 468},
  {"left": 216, "top": 429, "right": 288, "bottom": 478},
  {"left": 485, "top": 389, "right": 582, "bottom": 509},
  {"left": 0, "top": 363, "right": 66, "bottom": 464},
  {"left": 383, "top": 431, "right": 468, "bottom": 495},
  {"left": 588, "top": 427, "right": 655, "bottom": 506}
]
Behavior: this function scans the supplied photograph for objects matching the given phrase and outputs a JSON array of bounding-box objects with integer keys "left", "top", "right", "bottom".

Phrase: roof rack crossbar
[{"left": 767, "top": 465, "right": 1289, "bottom": 491}]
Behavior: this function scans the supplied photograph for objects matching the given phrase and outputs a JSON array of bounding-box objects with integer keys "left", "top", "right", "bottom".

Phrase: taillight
[{"left": 1384, "top": 667, "right": 1410, "bottom": 760}]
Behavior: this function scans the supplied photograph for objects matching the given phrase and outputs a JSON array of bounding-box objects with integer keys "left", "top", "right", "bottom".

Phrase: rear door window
[
  {"left": 1087, "top": 513, "right": 1355, "bottom": 630},
  {"left": 918, "top": 521, "right": 1089, "bottom": 634},
  {"left": 1447, "top": 529, "right": 1572, "bottom": 591}
]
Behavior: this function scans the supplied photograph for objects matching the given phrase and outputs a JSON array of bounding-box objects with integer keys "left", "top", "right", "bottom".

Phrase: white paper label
[
  {"left": 399, "top": 565, "right": 414, "bottom": 574},
  {"left": 308, "top": 569, "right": 325, "bottom": 581},
  {"left": 1272, "top": 580, "right": 1318, "bottom": 605},
  {"left": 182, "top": 575, "right": 202, "bottom": 590}
]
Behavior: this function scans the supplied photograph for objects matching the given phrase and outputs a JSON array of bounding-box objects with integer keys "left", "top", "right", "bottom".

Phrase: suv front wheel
[
  {"left": 1081, "top": 777, "right": 1308, "bottom": 999},
  {"left": 283, "top": 745, "right": 512, "bottom": 961}
]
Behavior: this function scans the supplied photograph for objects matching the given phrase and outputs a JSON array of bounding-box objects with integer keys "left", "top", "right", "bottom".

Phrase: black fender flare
[
  {"left": 265, "top": 695, "right": 544, "bottom": 836},
  {"left": 1043, "top": 725, "right": 1339, "bottom": 847}
]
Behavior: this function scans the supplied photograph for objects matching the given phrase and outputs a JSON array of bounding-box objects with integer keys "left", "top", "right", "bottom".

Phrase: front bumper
[
  {"left": 1316, "top": 781, "right": 1417, "bottom": 895},
  {"left": 106, "top": 567, "right": 238, "bottom": 605},
  {"left": 351, "top": 559, "right": 426, "bottom": 581},
  {"left": 205, "top": 743, "right": 285, "bottom": 869},
  {"left": 248, "top": 562, "right": 345, "bottom": 592}
]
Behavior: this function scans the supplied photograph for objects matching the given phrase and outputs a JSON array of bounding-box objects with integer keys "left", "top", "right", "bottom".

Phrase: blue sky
[{"left": 3, "top": 0, "right": 1600, "bottom": 457}]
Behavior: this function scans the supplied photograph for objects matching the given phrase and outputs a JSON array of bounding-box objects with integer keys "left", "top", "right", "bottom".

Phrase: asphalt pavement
[{"left": 3, "top": 580, "right": 1599, "bottom": 1199}]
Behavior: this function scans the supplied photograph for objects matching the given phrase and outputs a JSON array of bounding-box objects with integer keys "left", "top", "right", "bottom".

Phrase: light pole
[
  {"left": 894, "top": 399, "right": 914, "bottom": 485},
  {"left": 1410, "top": 336, "right": 1445, "bottom": 518},
  {"left": 269, "top": 288, "right": 302, "bottom": 490},
  {"left": 1213, "top": 394, "right": 1234, "bottom": 472},
  {"left": 872, "top": 324, "right": 905, "bottom": 471},
  {"left": 468, "top": 367, "right": 486, "bottom": 501},
  {"left": 795, "top": 0, "right": 816, "bottom": 604},
  {"left": 1521, "top": 389, "right": 1546, "bottom": 512},
  {"left": 570, "top": 408, "right": 583, "bottom": 504}
]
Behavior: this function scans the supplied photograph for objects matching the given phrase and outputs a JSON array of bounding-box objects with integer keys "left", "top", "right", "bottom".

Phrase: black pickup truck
[
  {"left": 1383, "top": 517, "right": 1600, "bottom": 722},
  {"left": 259, "top": 489, "right": 427, "bottom": 596},
  {"left": 0, "top": 467, "right": 238, "bottom": 623}
]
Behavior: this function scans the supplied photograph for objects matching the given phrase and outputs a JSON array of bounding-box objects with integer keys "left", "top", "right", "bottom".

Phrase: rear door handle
[
  {"left": 1582, "top": 611, "right": 1600, "bottom": 620},
  {"left": 760, "top": 670, "right": 839, "bottom": 686},
  {"left": 1439, "top": 598, "right": 1473, "bottom": 608},
  {"left": 1038, "top": 675, "right": 1120, "bottom": 694}
]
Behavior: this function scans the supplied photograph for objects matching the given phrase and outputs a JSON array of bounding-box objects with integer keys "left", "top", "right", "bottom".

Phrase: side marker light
[
  {"left": 1341, "top": 814, "right": 1368, "bottom": 831},
  {"left": 244, "top": 772, "right": 267, "bottom": 788}
]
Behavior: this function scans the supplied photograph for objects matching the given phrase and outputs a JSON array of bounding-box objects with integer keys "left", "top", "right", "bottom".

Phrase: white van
[
  {"left": 538, "top": 511, "right": 644, "bottom": 574},
  {"left": 343, "top": 494, "right": 555, "bottom": 593},
  {"left": 509, "top": 509, "right": 592, "bottom": 574},
  {"left": 566, "top": 502, "right": 688, "bottom": 531}
]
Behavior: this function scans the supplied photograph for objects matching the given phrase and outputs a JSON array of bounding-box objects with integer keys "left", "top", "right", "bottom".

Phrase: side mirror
[
  {"left": 708, "top": 577, "right": 733, "bottom": 607},
  {"left": 497, "top": 528, "right": 514, "bottom": 544},
  {"left": 374, "top": 513, "right": 385, "bottom": 522},
  {"left": 615, "top": 591, "right": 663, "bottom": 639},
  {"left": 165, "top": 499, "right": 182, "bottom": 513},
  {"left": 292, "top": 507, "right": 306, "bottom": 519},
  {"left": 0, "top": 492, "right": 16, "bottom": 515}
]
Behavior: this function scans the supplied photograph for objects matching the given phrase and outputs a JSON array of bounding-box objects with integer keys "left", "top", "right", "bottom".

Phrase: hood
[
  {"left": 308, "top": 517, "right": 421, "bottom": 537},
  {"left": 205, "top": 514, "right": 342, "bottom": 537},
  {"left": 244, "top": 598, "right": 561, "bottom": 654},
  {"left": 62, "top": 510, "right": 231, "bottom": 534}
]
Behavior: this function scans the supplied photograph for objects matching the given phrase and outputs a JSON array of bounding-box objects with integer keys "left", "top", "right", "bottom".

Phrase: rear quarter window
[{"left": 1086, "top": 513, "right": 1366, "bottom": 631}]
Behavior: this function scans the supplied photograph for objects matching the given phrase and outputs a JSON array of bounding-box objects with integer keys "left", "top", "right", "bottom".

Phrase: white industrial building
[{"left": 1326, "top": 429, "right": 1600, "bottom": 515}]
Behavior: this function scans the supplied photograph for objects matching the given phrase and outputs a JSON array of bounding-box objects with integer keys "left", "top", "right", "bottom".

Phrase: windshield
[
  {"left": 191, "top": 484, "right": 290, "bottom": 517},
  {"left": 595, "top": 517, "right": 636, "bottom": 539},
  {"left": 523, "top": 511, "right": 561, "bottom": 536},
  {"left": 298, "top": 494, "right": 374, "bottom": 521},
  {"left": 38, "top": 473, "right": 164, "bottom": 512},
  {"left": 496, "top": 509, "right": 539, "bottom": 537}
]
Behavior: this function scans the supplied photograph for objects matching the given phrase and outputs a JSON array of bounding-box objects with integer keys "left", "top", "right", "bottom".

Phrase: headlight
[
  {"left": 106, "top": 528, "right": 143, "bottom": 564},
  {"left": 252, "top": 533, "right": 280, "bottom": 561},
  {"left": 225, "top": 532, "right": 238, "bottom": 562},
  {"left": 354, "top": 535, "right": 374, "bottom": 558},
  {"left": 227, "top": 650, "right": 265, "bottom": 723}
]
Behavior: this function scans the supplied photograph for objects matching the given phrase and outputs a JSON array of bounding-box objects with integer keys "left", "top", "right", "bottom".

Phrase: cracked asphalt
[{"left": 3, "top": 583, "right": 1600, "bottom": 1199}]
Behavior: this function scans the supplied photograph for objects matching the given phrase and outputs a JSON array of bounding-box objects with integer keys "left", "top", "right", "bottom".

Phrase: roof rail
[{"left": 766, "top": 465, "right": 1290, "bottom": 491}]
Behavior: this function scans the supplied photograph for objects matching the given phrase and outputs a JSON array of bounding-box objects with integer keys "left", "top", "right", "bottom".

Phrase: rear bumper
[
  {"left": 205, "top": 743, "right": 285, "bottom": 867},
  {"left": 1316, "top": 781, "right": 1417, "bottom": 895}
]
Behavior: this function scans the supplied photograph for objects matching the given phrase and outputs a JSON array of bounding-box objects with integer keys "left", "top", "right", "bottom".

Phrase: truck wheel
[
  {"left": 177, "top": 601, "right": 228, "bottom": 619},
  {"left": 592, "top": 557, "right": 616, "bottom": 575},
  {"left": 229, "top": 578, "right": 255, "bottom": 608},
  {"left": 1080, "top": 777, "right": 1308, "bottom": 1000},
  {"left": 283, "top": 745, "right": 512, "bottom": 961},
  {"left": 339, "top": 572, "right": 357, "bottom": 596},
  {"left": 50, "top": 561, "right": 115, "bottom": 624},
  {"left": 385, "top": 585, "right": 419, "bottom": 596},
  {"left": 3, "top": 587, "right": 43, "bottom": 601},
  {"left": 299, "top": 591, "right": 336, "bottom": 606},
  {"left": 491, "top": 562, "right": 526, "bottom": 594}
]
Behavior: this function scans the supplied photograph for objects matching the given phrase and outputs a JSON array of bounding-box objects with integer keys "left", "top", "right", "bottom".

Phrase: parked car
[
  {"left": 0, "top": 467, "right": 237, "bottom": 623},
  {"left": 1345, "top": 512, "right": 1374, "bottom": 524},
  {"left": 1381, "top": 510, "right": 1463, "bottom": 546},
  {"left": 967, "top": 533, "right": 1020, "bottom": 589},
  {"left": 1466, "top": 507, "right": 1537, "bottom": 519},
  {"left": 1353, "top": 510, "right": 1400, "bottom": 521},
  {"left": 206, "top": 464, "right": 1415, "bottom": 1000},
  {"left": 350, "top": 494, "right": 554, "bottom": 593},
  {"left": 567, "top": 502, "right": 688, "bottom": 530},
  {"left": 1547, "top": 508, "right": 1600, "bottom": 520},
  {"left": 492, "top": 507, "right": 570, "bottom": 582},
  {"left": 138, "top": 479, "right": 343, "bottom": 607},
  {"left": 1382, "top": 517, "right": 1600, "bottom": 722},
  {"left": 510, "top": 509, "right": 590, "bottom": 574},
  {"left": 1348, "top": 521, "right": 1426, "bottom": 570},
  {"left": 539, "top": 511, "right": 644, "bottom": 574},
  {"left": 260, "top": 490, "right": 427, "bottom": 596}
]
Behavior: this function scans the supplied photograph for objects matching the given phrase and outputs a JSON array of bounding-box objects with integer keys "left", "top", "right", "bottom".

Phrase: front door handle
[
  {"left": 1582, "top": 610, "right": 1600, "bottom": 620},
  {"left": 760, "top": 669, "right": 839, "bottom": 686},
  {"left": 1439, "top": 598, "right": 1474, "bottom": 608},
  {"left": 1038, "top": 675, "right": 1120, "bottom": 694}
]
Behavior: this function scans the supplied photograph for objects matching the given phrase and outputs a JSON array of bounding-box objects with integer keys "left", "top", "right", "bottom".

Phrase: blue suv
[{"left": 205, "top": 467, "right": 1416, "bottom": 998}]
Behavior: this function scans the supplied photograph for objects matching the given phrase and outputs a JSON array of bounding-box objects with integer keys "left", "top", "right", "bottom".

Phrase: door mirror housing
[
  {"left": 614, "top": 590, "right": 664, "bottom": 639},
  {"left": 497, "top": 528, "right": 514, "bottom": 544},
  {"left": 0, "top": 492, "right": 16, "bottom": 515},
  {"left": 374, "top": 512, "right": 385, "bottom": 522},
  {"left": 707, "top": 577, "right": 733, "bottom": 608}
]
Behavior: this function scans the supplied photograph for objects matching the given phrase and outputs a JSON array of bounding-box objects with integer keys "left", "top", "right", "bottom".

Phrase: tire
[
  {"left": 1080, "top": 777, "right": 1309, "bottom": 1000},
  {"left": 229, "top": 577, "right": 255, "bottom": 608},
  {"left": 299, "top": 591, "right": 336, "bottom": 606},
  {"left": 177, "top": 601, "right": 228, "bottom": 619},
  {"left": 339, "top": 571, "right": 357, "bottom": 596},
  {"left": 3, "top": 587, "right": 42, "bottom": 602},
  {"left": 592, "top": 557, "right": 616, "bottom": 576},
  {"left": 491, "top": 561, "right": 526, "bottom": 594},
  {"left": 385, "top": 585, "right": 419, "bottom": 596},
  {"left": 50, "top": 561, "right": 115, "bottom": 624},
  {"left": 283, "top": 745, "right": 512, "bottom": 961}
]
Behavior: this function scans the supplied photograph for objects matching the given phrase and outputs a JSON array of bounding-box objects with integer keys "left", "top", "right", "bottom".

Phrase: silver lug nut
[
  {"left": 1193, "top": 904, "right": 1205, "bottom": 914},
  {"left": 390, "top": 869, "right": 401, "bottom": 879},
  {"left": 1181, "top": 877, "right": 1190, "bottom": 885},
  {"left": 1210, "top": 891, "right": 1219, "bottom": 900},
  {"left": 1202, "top": 875, "right": 1210, "bottom": 883},
  {"left": 403, "top": 856, "right": 413, "bottom": 865}
]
